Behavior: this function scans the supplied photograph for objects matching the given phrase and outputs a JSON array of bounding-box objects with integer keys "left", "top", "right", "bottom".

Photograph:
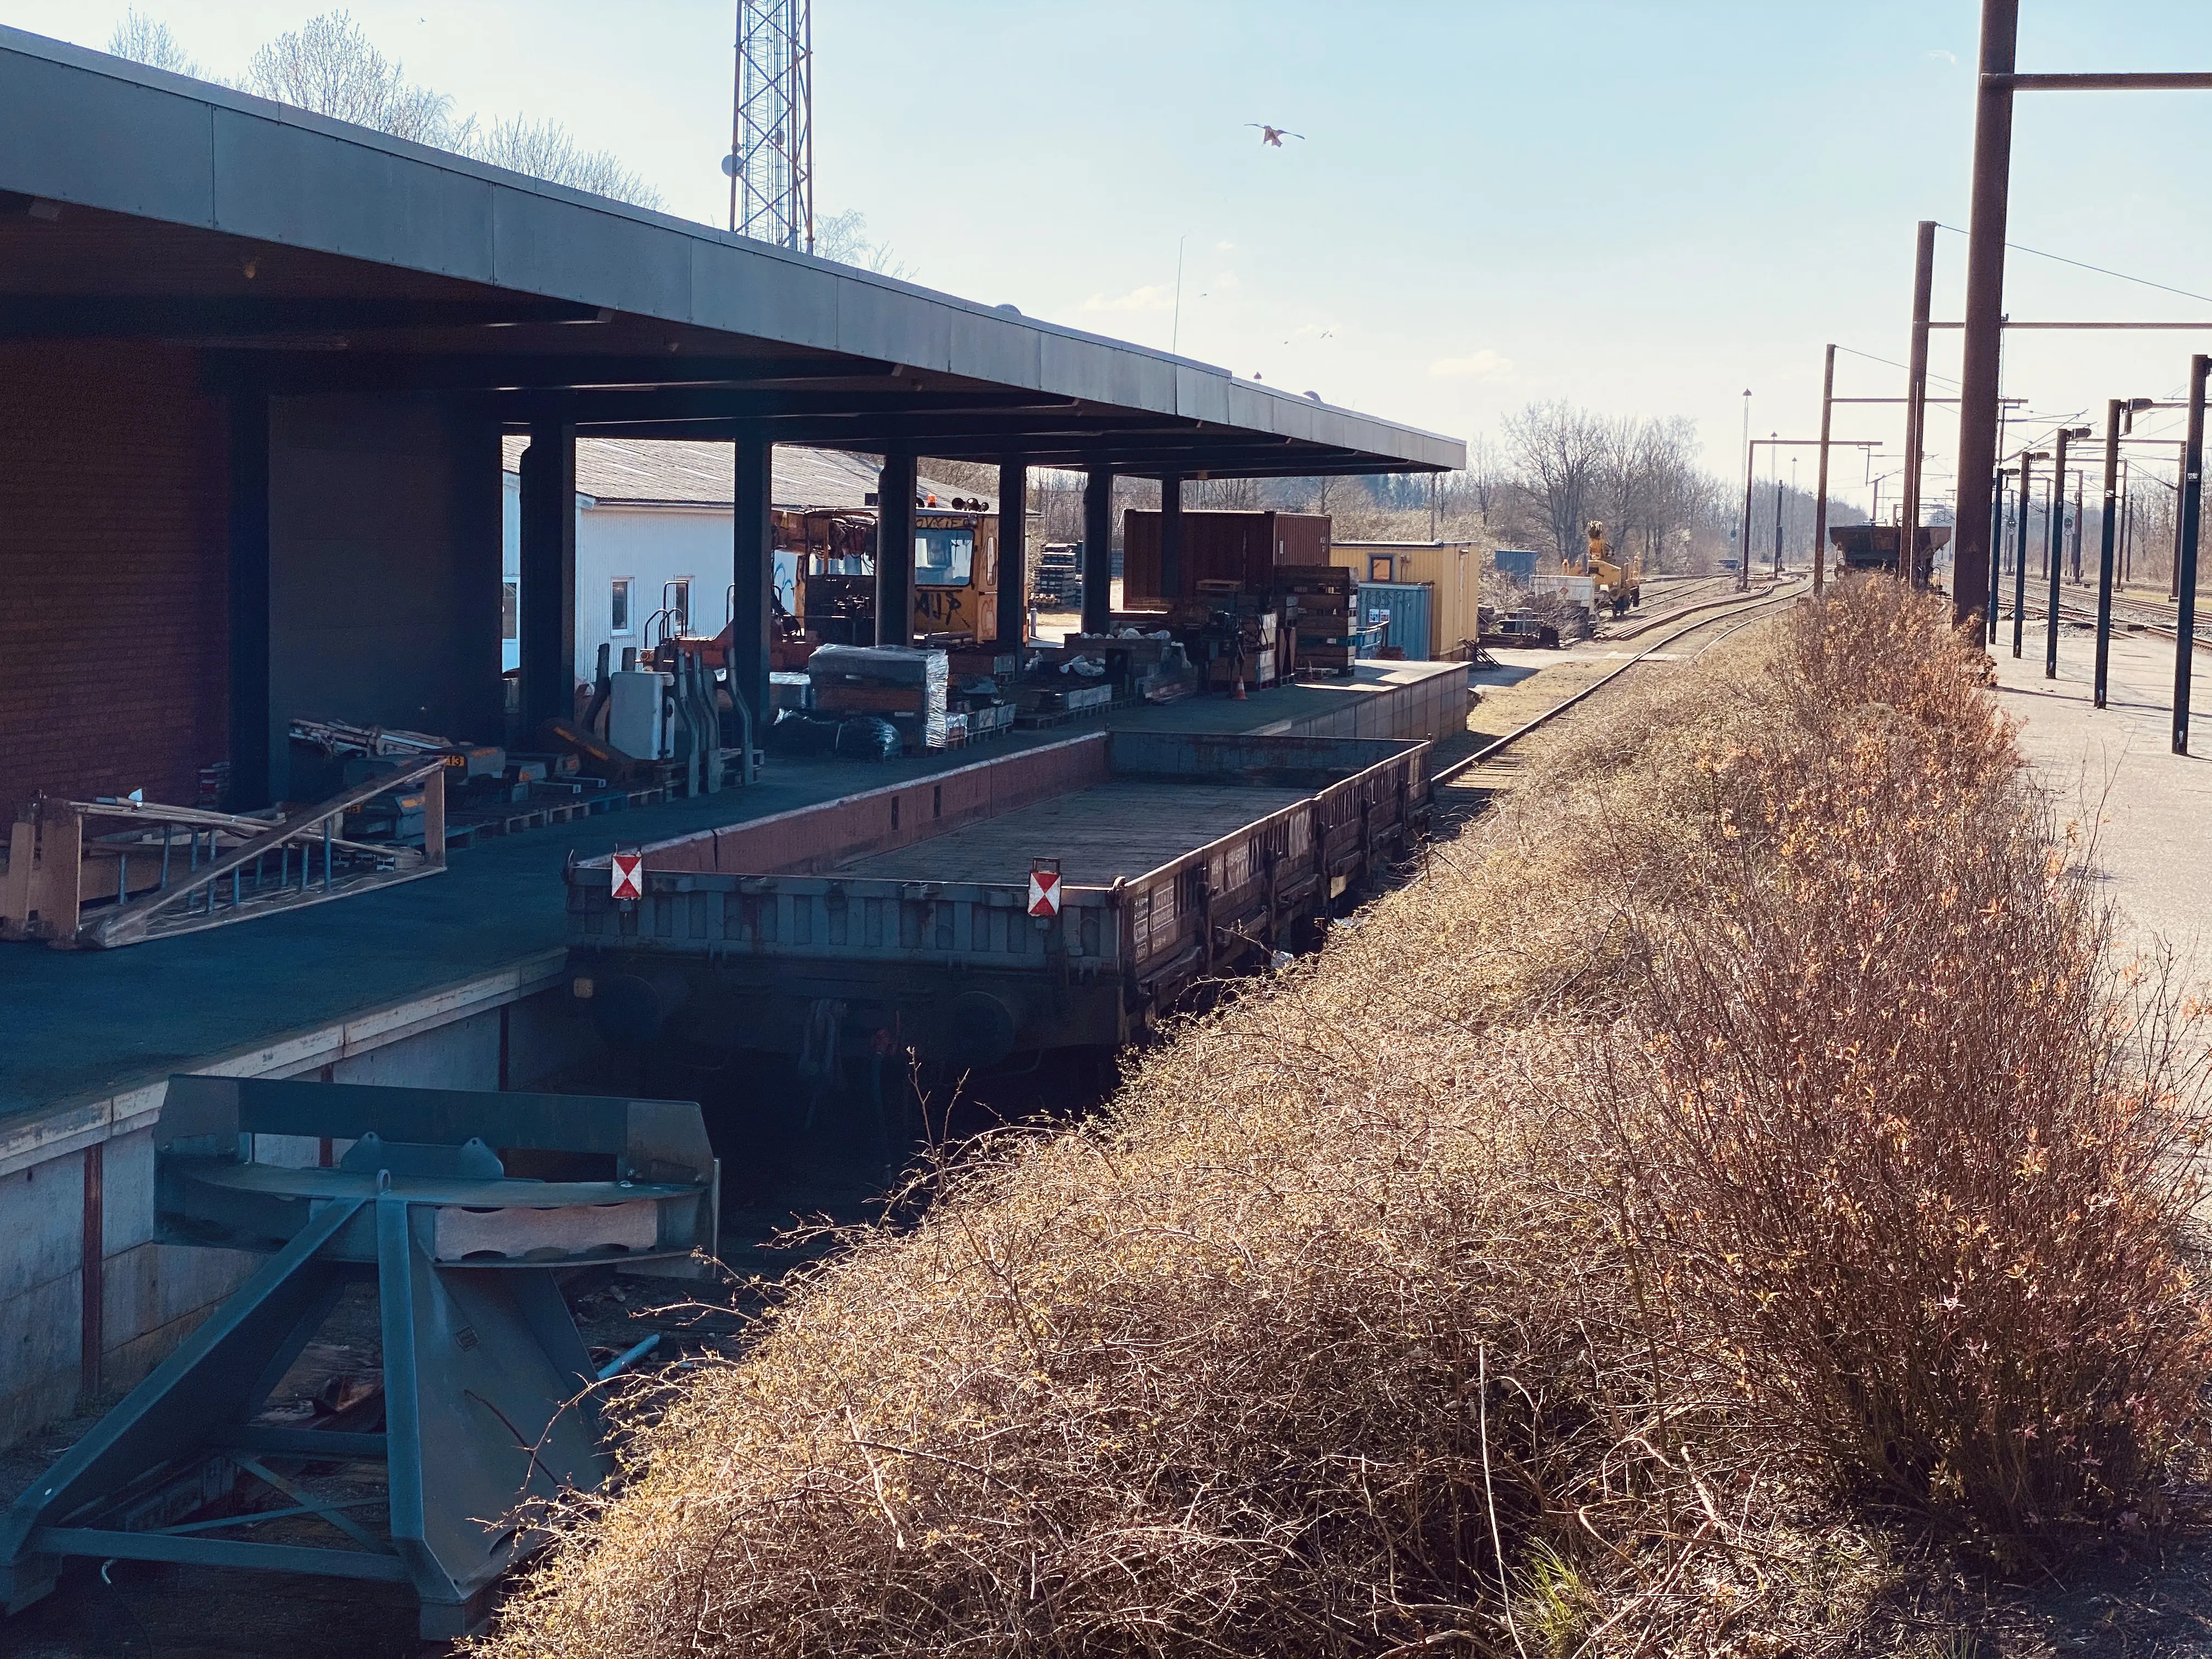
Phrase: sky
[{"left": 10, "top": 1, "right": 2212, "bottom": 518}]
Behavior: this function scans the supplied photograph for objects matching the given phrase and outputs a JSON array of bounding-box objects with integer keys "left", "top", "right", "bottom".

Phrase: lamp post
[
  {"left": 1814, "top": 346, "right": 1836, "bottom": 596},
  {"left": 1739, "top": 389, "right": 1752, "bottom": 591}
]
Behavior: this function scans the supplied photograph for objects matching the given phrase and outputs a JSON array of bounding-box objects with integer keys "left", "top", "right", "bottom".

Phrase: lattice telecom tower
[{"left": 727, "top": 0, "right": 813, "bottom": 251}]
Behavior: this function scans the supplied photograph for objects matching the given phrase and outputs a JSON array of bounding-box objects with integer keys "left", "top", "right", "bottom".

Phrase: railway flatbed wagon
[{"left": 565, "top": 730, "right": 1430, "bottom": 1068}]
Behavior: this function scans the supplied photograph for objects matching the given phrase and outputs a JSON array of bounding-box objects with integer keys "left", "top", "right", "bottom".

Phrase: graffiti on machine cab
[{"left": 916, "top": 588, "right": 969, "bottom": 629}]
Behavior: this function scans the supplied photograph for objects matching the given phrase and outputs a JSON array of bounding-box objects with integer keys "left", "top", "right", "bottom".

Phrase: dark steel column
[
  {"left": 1813, "top": 348, "right": 1835, "bottom": 597},
  {"left": 2071, "top": 472, "right": 2084, "bottom": 582},
  {"left": 1954, "top": 0, "right": 2020, "bottom": 628},
  {"left": 995, "top": 460, "right": 1028, "bottom": 650},
  {"left": 1770, "top": 439, "right": 1784, "bottom": 577},
  {"left": 2096, "top": 400, "right": 2120, "bottom": 708},
  {"left": 1899, "top": 219, "right": 1937, "bottom": 587},
  {"left": 2012, "top": 449, "right": 2033, "bottom": 657},
  {"left": 876, "top": 451, "right": 916, "bottom": 647},
  {"left": 1159, "top": 472, "right": 1186, "bottom": 599},
  {"left": 730, "top": 431, "right": 773, "bottom": 741},
  {"left": 227, "top": 392, "right": 272, "bottom": 809},
  {"left": 1988, "top": 471, "right": 2006, "bottom": 644},
  {"left": 2046, "top": 427, "right": 2070, "bottom": 678},
  {"left": 1082, "top": 466, "right": 1114, "bottom": 636},
  {"left": 2174, "top": 353, "right": 2208, "bottom": 754},
  {"left": 2174, "top": 470, "right": 2188, "bottom": 602},
  {"left": 1739, "top": 441, "right": 1756, "bottom": 592},
  {"left": 518, "top": 416, "right": 578, "bottom": 731},
  {"left": 2123, "top": 465, "right": 2135, "bottom": 583}
]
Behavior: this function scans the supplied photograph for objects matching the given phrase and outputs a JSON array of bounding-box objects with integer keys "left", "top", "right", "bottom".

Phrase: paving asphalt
[{"left": 1989, "top": 602, "right": 2212, "bottom": 983}]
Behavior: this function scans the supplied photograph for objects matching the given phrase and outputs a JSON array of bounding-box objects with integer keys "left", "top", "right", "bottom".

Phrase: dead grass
[{"left": 472, "top": 577, "right": 2212, "bottom": 1658}]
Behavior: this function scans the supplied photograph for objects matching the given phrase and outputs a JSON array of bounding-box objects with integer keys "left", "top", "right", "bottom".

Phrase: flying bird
[{"left": 1248, "top": 124, "right": 1304, "bottom": 147}]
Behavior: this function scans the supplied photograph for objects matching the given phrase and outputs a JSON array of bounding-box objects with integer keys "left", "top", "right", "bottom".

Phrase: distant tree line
[{"left": 1240, "top": 400, "right": 1867, "bottom": 575}]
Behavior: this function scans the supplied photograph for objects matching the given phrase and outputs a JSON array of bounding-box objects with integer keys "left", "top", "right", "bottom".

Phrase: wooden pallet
[{"left": 1013, "top": 694, "right": 1132, "bottom": 731}]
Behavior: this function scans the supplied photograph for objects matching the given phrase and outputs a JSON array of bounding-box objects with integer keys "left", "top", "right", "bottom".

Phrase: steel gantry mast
[{"left": 728, "top": 0, "right": 814, "bottom": 250}]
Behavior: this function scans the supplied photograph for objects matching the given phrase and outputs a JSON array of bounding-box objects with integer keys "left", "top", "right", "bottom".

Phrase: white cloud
[
  {"left": 1427, "top": 348, "right": 1514, "bottom": 381},
  {"left": 1290, "top": 321, "right": 1339, "bottom": 340},
  {"left": 1215, "top": 240, "right": 1235, "bottom": 253},
  {"left": 1081, "top": 283, "right": 1176, "bottom": 313},
  {"left": 1927, "top": 48, "right": 1957, "bottom": 64},
  {"left": 1213, "top": 269, "right": 1241, "bottom": 292}
]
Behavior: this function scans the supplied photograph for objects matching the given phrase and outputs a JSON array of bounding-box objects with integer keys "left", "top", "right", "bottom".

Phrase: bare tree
[
  {"left": 815, "top": 210, "right": 913, "bottom": 279},
  {"left": 1460, "top": 435, "right": 1506, "bottom": 523},
  {"left": 108, "top": 9, "right": 199, "bottom": 76},
  {"left": 241, "top": 12, "right": 455, "bottom": 143},
  {"left": 1195, "top": 475, "right": 1261, "bottom": 510},
  {"left": 467, "top": 116, "right": 663, "bottom": 210},
  {"left": 1503, "top": 400, "right": 1609, "bottom": 563},
  {"left": 229, "top": 12, "right": 662, "bottom": 207}
]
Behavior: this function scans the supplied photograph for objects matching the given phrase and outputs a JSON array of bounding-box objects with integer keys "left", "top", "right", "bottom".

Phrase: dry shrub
[
  {"left": 479, "top": 992, "right": 1663, "bottom": 1655},
  {"left": 473, "top": 578, "right": 2212, "bottom": 1657},
  {"left": 1603, "top": 579, "right": 2212, "bottom": 1551}
]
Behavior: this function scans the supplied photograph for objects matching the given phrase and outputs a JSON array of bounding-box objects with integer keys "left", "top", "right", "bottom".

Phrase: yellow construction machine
[{"left": 1581, "top": 520, "right": 1641, "bottom": 616}]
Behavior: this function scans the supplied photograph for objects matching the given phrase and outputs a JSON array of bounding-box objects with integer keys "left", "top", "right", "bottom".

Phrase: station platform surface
[
  {"left": 0, "top": 659, "right": 1468, "bottom": 1133},
  {"left": 1988, "top": 608, "right": 2212, "bottom": 984}
]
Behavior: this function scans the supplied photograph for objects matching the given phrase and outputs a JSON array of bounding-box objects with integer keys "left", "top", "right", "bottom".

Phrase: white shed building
[{"left": 498, "top": 439, "right": 974, "bottom": 689}]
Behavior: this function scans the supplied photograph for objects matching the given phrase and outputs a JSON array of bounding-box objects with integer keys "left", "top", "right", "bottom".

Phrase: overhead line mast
[{"left": 729, "top": 0, "right": 814, "bottom": 251}]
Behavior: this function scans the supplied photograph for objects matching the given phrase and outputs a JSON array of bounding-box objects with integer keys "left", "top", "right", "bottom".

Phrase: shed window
[
  {"left": 500, "top": 581, "right": 518, "bottom": 640},
  {"left": 611, "top": 578, "right": 633, "bottom": 634}
]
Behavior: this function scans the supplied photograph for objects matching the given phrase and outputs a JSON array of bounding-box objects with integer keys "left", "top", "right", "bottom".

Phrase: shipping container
[
  {"left": 1121, "top": 510, "right": 1334, "bottom": 600},
  {"left": 1492, "top": 549, "right": 1541, "bottom": 588},
  {"left": 1356, "top": 582, "right": 1433, "bottom": 662},
  {"left": 1329, "top": 541, "right": 1481, "bottom": 659}
]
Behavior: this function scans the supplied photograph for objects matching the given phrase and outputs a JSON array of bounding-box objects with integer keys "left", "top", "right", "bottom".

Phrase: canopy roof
[{"left": 0, "top": 26, "right": 1463, "bottom": 480}]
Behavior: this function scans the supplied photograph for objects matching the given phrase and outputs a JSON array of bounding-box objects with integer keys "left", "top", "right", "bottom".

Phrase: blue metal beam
[{"left": 34, "top": 1528, "right": 409, "bottom": 1582}]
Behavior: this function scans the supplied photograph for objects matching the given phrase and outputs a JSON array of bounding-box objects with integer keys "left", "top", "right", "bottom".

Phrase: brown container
[{"left": 1122, "top": 510, "right": 1334, "bottom": 600}]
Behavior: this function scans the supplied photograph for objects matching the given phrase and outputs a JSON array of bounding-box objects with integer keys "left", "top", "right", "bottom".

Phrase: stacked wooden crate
[{"left": 1279, "top": 565, "right": 1359, "bottom": 676}]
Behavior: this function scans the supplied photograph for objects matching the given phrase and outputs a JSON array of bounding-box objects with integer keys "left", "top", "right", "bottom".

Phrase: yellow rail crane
[{"left": 1580, "top": 520, "right": 1642, "bottom": 617}]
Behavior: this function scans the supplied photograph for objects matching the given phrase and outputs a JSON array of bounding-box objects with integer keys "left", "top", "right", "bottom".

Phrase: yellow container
[{"left": 1328, "top": 540, "right": 1481, "bottom": 659}]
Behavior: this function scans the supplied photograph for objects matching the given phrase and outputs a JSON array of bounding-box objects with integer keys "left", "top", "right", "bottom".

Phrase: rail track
[
  {"left": 2009, "top": 587, "right": 2212, "bottom": 652},
  {"left": 1436, "top": 583, "right": 1803, "bottom": 792},
  {"left": 1594, "top": 575, "right": 1795, "bottom": 642}
]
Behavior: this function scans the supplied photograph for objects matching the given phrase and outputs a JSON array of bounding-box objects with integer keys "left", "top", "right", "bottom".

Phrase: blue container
[
  {"left": 1492, "top": 549, "right": 1540, "bottom": 588},
  {"left": 1356, "top": 582, "right": 1434, "bottom": 659}
]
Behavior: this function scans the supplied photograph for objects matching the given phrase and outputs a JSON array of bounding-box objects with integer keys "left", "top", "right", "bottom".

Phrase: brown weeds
[
  {"left": 472, "top": 577, "right": 2212, "bottom": 1658},
  {"left": 1601, "top": 583, "right": 2212, "bottom": 1553}
]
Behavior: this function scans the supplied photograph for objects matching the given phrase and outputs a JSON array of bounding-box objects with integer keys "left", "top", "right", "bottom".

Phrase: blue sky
[{"left": 12, "top": 1, "right": 2212, "bottom": 514}]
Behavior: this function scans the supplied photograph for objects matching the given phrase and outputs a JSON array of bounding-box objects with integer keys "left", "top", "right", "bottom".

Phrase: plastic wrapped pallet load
[{"left": 807, "top": 644, "right": 951, "bottom": 749}]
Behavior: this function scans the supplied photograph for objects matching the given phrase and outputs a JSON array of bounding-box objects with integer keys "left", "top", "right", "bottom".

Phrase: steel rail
[
  {"left": 1596, "top": 577, "right": 1792, "bottom": 642},
  {"left": 2033, "top": 592, "right": 2212, "bottom": 652},
  {"left": 1435, "top": 585, "right": 1804, "bottom": 787}
]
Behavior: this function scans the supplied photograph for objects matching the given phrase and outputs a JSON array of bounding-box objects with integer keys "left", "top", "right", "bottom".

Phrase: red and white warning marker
[
  {"left": 611, "top": 851, "right": 645, "bottom": 902},
  {"left": 1027, "top": 857, "right": 1062, "bottom": 918}
]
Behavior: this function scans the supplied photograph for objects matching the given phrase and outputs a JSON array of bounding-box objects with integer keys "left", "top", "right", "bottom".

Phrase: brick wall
[{"left": 0, "top": 342, "right": 229, "bottom": 823}]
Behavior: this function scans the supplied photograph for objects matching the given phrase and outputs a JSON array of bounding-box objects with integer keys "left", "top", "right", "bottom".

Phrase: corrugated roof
[{"left": 497, "top": 436, "right": 980, "bottom": 511}]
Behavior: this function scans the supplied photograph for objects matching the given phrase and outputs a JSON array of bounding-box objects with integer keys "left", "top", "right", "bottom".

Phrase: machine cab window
[{"left": 915, "top": 515, "right": 975, "bottom": 587}]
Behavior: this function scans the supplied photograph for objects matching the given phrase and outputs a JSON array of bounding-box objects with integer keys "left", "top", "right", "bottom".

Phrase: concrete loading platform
[{"left": 0, "top": 660, "right": 1464, "bottom": 1450}]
